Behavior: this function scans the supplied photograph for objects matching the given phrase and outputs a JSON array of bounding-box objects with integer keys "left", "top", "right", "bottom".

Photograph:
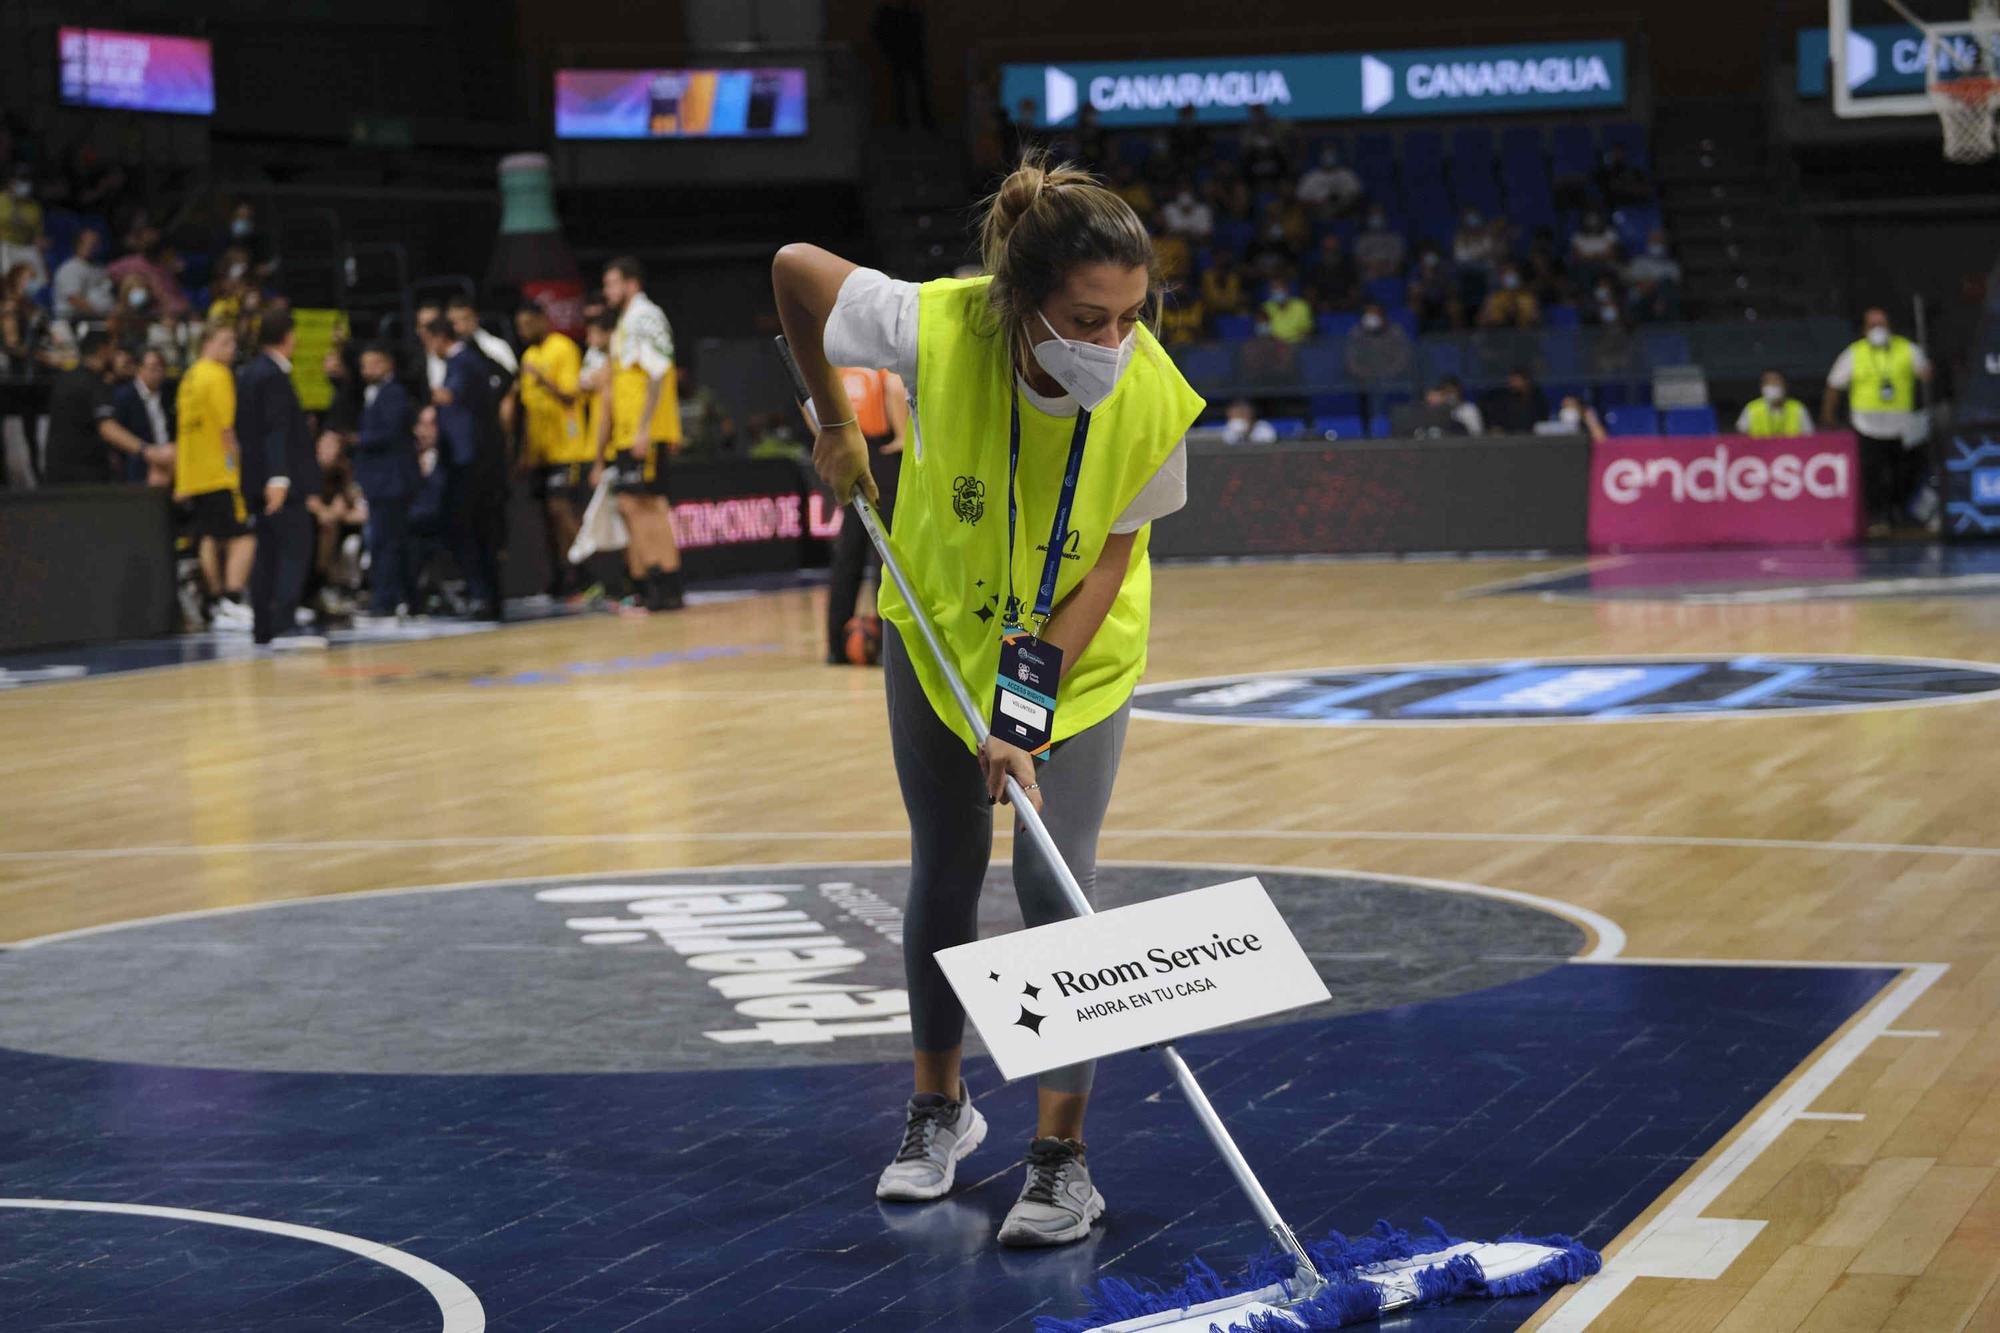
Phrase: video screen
[
  {"left": 554, "top": 68, "right": 808, "bottom": 139},
  {"left": 58, "top": 28, "right": 215, "bottom": 116}
]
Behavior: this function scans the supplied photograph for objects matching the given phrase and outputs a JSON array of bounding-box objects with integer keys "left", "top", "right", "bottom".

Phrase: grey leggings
[{"left": 884, "top": 623, "right": 1130, "bottom": 1096}]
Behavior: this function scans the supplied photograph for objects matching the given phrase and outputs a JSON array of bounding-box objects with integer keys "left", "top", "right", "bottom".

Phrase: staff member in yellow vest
[
  {"left": 593, "top": 256, "right": 685, "bottom": 614},
  {"left": 175, "top": 323, "right": 256, "bottom": 630},
  {"left": 822, "top": 364, "right": 908, "bottom": 664},
  {"left": 512, "top": 299, "right": 589, "bottom": 597},
  {"left": 773, "top": 152, "right": 1203, "bottom": 1248},
  {"left": 1736, "top": 369, "right": 1814, "bottom": 438},
  {"left": 1821, "top": 308, "right": 1932, "bottom": 532}
]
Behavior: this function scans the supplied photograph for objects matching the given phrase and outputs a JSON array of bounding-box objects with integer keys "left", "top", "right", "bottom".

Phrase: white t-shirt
[
  {"left": 822, "top": 267, "right": 1187, "bottom": 535},
  {"left": 614, "top": 291, "right": 675, "bottom": 380}
]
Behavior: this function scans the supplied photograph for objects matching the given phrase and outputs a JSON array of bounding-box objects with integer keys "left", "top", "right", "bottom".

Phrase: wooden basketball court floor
[{"left": 1, "top": 552, "right": 1997, "bottom": 1331}]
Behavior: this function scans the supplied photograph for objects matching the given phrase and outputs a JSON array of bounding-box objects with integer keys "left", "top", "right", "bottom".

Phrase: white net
[{"left": 1927, "top": 13, "right": 2000, "bottom": 162}]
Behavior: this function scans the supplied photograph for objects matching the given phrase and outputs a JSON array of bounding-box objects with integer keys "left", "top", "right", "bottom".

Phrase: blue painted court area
[
  {"left": 0, "top": 960, "right": 1893, "bottom": 1332},
  {"left": 1485, "top": 543, "right": 2000, "bottom": 603}
]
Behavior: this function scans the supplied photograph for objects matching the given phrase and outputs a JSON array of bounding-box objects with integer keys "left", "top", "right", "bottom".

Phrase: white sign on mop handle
[{"left": 935, "top": 877, "right": 1330, "bottom": 1081}]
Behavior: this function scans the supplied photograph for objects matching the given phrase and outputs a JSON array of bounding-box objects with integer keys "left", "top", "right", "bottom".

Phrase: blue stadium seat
[
  {"left": 1543, "top": 304, "right": 1582, "bottom": 330},
  {"left": 1603, "top": 406, "right": 1660, "bottom": 437},
  {"left": 1208, "top": 134, "right": 1241, "bottom": 162},
  {"left": 1313, "top": 413, "right": 1368, "bottom": 440},
  {"left": 1368, "top": 412, "right": 1394, "bottom": 438},
  {"left": 1595, "top": 381, "right": 1648, "bottom": 409},
  {"left": 1600, "top": 121, "right": 1650, "bottom": 171},
  {"left": 1309, "top": 391, "right": 1365, "bottom": 416},
  {"left": 1116, "top": 136, "right": 1153, "bottom": 167},
  {"left": 1315, "top": 312, "right": 1361, "bottom": 341},
  {"left": 1642, "top": 331, "right": 1693, "bottom": 366},
  {"left": 1213, "top": 313, "right": 1256, "bottom": 342},
  {"left": 1213, "top": 219, "right": 1256, "bottom": 255},
  {"left": 1662, "top": 406, "right": 1719, "bottom": 435},
  {"left": 1172, "top": 344, "right": 1234, "bottom": 390},
  {"left": 1296, "top": 342, "right": 1345, "bottom": 388},
  {"left": 1386, "top": 307, "right": 1419, "bottom": 340},
  {"left": 1267, "top": 417, "right": 1311, "bottom": 440},
  {"left": 1499, "top": 125, "right": 1546, "bottom": 165},
  {"left": 42, "top": 209, "right": 83, "bottom": 267},
  {"left": 1422, "top": 340, "right": 1465, "bottom": 378},
  {"left": 1551, "top": 125, "right": 1596, "bottom": 180},
  {"left": 1541, "top": 330, "right": 1581, "bottom": 375},
  {"left": 1403, "top": 130, "right": 1445, "bottom": 174},
  {"left": 1616, "top": 206, "right": 1664, "bottom": 252},
  {"left": 1363, "top": 276, "right": 1407, "bottom": 309}
]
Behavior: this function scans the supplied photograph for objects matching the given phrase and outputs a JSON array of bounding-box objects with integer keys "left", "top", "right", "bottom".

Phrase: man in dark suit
[
  {"left": 236, "top": 308, "right": 327, "bottom": 648},
  {"left": 421, "top": 315, "right": 505, "bottom": 621},
  {"left": 110, "top": 347, "right": 178, "bottom": 485},
  {"left": 351, "top": 343, "right": 419, "bottom": 617}
]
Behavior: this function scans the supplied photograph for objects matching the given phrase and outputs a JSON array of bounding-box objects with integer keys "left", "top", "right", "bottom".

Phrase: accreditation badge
[{"left": 992, "top": 629, "right": 1062, "bottom": 756}]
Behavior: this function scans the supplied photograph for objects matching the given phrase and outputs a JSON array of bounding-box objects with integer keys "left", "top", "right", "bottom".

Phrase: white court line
[
  {"left": 0, "top": 1198, "right": 484, "bottom": 1332},
  {"left": 7, "top": 825, "right": 2000, "bottom": 864},
  {"left": 1796, "top": 1111, "right": 1866, "bottom": 1122},
  {"left": 1881, "top": 1028, "right": 1941, "bottom": 1038},
  {"left": 1538, "top": 960, "right": 1950, "bottom": 1332}
]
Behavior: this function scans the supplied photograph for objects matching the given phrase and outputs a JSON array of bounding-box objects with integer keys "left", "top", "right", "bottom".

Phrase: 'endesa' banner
[{"left": 1589, "top": 434, "right": 1860, "bottom": 550}]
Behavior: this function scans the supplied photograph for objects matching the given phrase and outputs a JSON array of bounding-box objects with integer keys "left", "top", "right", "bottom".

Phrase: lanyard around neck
[{"left": 1005, "top": 388, "right": 1090, "bottom": 632}]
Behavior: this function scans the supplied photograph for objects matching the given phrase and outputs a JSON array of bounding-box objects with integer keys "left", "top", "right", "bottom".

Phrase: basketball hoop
[{"left": 1932, "top": 75, "right": 2000, "bottom": 161}]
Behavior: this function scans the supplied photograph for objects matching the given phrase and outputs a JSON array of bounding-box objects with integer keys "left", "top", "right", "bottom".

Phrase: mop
[{"left": 774, "top": 337, "right": 1600, "bottom": 1332}]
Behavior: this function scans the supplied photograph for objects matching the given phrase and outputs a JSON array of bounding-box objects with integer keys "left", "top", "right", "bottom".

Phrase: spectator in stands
[
  {"left": 1110, "top": 162, "right": 1154, "bottom": 219},
  {"left": 1201, "top": 252, "right": 1250, "bottom": 320},
  {"left": 1208, "top": 162, "right": 1252, "bottom": 224},
  {"left": 1523, "top": 226, "right": 1568, "bottom": 305},
  {"left": 1304, "top": 233, "right": 1358, "bottom": 312},
  {"left": 106, "top": 239, "right": 190, "bottom": 322},
  {"left": 1477, "top": 264, "right": 1542, "bottom": 330},
  {"left": 1345, "top": 303, "right": 1412, "bottom": 387},
  {"left": 1240, "top": 105, "right": 1292, "bottom": 185},
  {"left": 1296, "top": 144, "right": 1364, "bottom": 218},
  {"left": 1569, "top": 212, "right": 1621, "bottom": 296},
  {"left": 43, "top": 331, "right": 149, "bottom": 486},
  {"left": 1589, "top": 278, "right": 1627, "bottom": 329},
  {"left": 1823, "top": 308, "right": 1933, "bottom": 531},
  {"left": 1536, "top": 394, "right": 1607, "bottom": 443},
  {"left": 1150, "top": 212, "right": 1192, "bottom": 286},
  {"left": 112, "top": 348, "right": 177, "bottom": 486},
  {"left": 1452, "top": 208, "right": 1499, "bottom": 310},
  {"left": 1157, "top": 281, "right": 1205, "bottom": 346},
  {"left": 1482, "top": 368, "right": 1548, "bottom": 434},
  {"left": 1247, "top": 219, "right": 1294, "bottom": 279},
  {"left": 0, "top": 262, "right": 54, "bottom": 373},
  {"left": 1162, "top": 181, "right": 1213, "bottom": 244},
  {"left": 1221, "top": 397, "right": 1278, "bottom": 445},
  {"left": 216, "top": 201, "right": 275, "bottom": 280},
  {"left": 1168, "top": 106, "right": 1204, "bottom": 175},
  {"left": 1407, "top": 243, "right": 1462, "bottom": 333},
  {"left": 0, "top": 163, "right": 47, "bottom": 290},
  {"left": 1267, "top": 182, "right": 1311, "bottom": 251},
  {"left": 1738, "top": 369, "right": 1814, "bottom": 437},
  {"left": 1259, "top": 279, "right": 1313, "bottom": 345},
  {"left": 1354, "top": 207, "right": 1407, "bottom": 283},
  {"left": 53, "top": 227, "right": 113, "bottom": 323},
  {"left": 1053, "top": 106, "right": 1106, "bottom": 170},
  {"left": 1597, "top": 142, "right": 1650, "bottom": 206},
  {"left": 1431, "top": 377, "right": 1484, "bottom": 435},
  {"left": 1623, "top": 229, "right": 1683, "bottom": 323}
]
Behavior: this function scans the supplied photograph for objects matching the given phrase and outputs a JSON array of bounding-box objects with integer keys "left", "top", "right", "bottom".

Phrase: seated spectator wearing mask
[
  {"left": 1534, "top": 394, "right": 1607, "bottom": 443},
  {"left": 1738, "top": 370, "right": 1813, "bottom": 438},
  {"left": 1354, "top": 208, "right": 1406, "bottom": 282},
  {"left": 1451, "top": 208, "right": 1498, "bottom": 308},
  {"left": 1156, "top": 282, "right": 1206, "bottom": 346},
  {"left": 1344, "top": 303, "right": 1411, "bottom": 387},
  {"left": 1569, "top": 213, "right": 1621, "bottom": 295},
  {"left": 1259, "top": 280, "right": 1313, "bottom": 344},
  {"left": 1221, "top": 398, "right": 1278, "bottom": 445},
  {"left": 1296, "top": 145, "right": 1364, "bottom": 217},
  {"left": 1150, "top": 213, "right": 1191, "bottom": 286},
  {"left": 1476, "top": 265, "right": 1541, "bottom": 330},
  {"left": 1161, "top": 181, "right": 1213, "bottom": 243},
  {"left": 1622, "top": 230, "right": 1682, "bottom": 323},
  {"left": 1433, "top": 377, "right": 1483, "bottom": 436},
  {"left": 1406, "top": 244, "right": 1462, "bottom": 333},
  {"left": 1482, "top": 369, "right": 1548, "bottom": 434},
  {"left": 0, "top": 164, "right": 47, "bottom": 291},
  {"left": 53, "top": 227, "right": 113, "bottom": 323}
]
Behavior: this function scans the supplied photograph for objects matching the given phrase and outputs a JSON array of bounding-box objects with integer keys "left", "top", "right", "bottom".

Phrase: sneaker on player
[
  {"left": 875, "top": 1082, "right": 987, "bottom": 1202},
  {"left": 996, "top": 1137, "right": 1105, "bottom": 1247},
  {"left": 211, "top": 599, "right": 254, "bottom": 632}
]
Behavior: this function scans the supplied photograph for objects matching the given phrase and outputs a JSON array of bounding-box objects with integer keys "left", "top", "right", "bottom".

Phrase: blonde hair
[{"left": 975, "top": 150, "right": 1157, "bottom": 365}]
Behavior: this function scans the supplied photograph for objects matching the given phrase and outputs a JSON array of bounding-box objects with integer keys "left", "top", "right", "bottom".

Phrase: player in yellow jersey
[
  {"left": 511, "top": 300, "right": 589, "bottom": 597},
  {"left": 594, "top": 256, "right": 684, "bottom": 613},
  {"left": 174, "top": 323, "right": 255, "bottom": 630}
]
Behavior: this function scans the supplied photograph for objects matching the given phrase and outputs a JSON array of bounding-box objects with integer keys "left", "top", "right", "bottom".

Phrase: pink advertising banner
[{"left": 1588, "top": 434, "right": 1861, "bottom": 550}]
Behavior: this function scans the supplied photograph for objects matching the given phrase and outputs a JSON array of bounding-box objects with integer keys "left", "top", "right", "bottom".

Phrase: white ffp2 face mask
[{"left": 1032, "top": 311, "right": 1134, "bottom": 411}]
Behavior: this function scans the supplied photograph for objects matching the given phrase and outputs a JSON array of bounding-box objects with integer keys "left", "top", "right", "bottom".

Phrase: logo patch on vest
[
  {"left": 1036, "top": 528, "right": 1084, "bottom": 561},
  {"left": 952, "top": 475, "right": 986, "bottom": 524}
]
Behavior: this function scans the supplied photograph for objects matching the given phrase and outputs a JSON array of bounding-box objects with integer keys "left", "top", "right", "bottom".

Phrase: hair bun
[{"left": 990, "top": 161, "right": 1048, "bottom": 248}]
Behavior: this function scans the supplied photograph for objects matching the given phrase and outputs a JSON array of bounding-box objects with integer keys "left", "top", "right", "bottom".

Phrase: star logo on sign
[
  {"left": 1022, "top": 982, "right": 1041, "bottom": 999},
  {"left": 989, "top": 971, "right": 1001, "bottom": 982},
  {"left": 1014, "top": 1006, "right": 1045, "bottom": 1035}
]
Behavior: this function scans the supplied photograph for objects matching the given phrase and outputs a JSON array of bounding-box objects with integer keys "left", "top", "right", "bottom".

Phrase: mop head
[{"left": 1035, "top": 1219, "right": 1601, "bottom": 1333}]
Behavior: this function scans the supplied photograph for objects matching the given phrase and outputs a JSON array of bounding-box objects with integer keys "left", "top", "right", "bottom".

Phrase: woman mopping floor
[{"left": 772, "top": 151, "right": 1203, "bottom": 1247}]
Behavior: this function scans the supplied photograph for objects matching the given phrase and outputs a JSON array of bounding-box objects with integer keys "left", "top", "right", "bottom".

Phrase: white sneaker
[
  {"left": 267, "top": 630, "right": 329, "bottom": 651},
  {"left": 211, "top": 600, "right": 254, "bottom": 631},
  {"left": 997, "top": 1137, "right": 1105, "bottom": 1247},
  {"left": 875, "top": 1082, "right": 987, "bottom": 1202}
]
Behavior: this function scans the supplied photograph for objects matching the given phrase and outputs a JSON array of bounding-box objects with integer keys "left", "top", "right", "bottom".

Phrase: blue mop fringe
[{"left": 1033, "top": 1219, "right": 1602, "bottom": 1333}]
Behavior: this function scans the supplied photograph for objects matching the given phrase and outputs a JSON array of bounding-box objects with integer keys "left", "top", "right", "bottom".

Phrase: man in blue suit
[
  {"left": 421, "top": 314, "right": 505, "bottom": 621},
  {"left": 351, "top": 343, "right": 420, "bottom": 616},
  {"left": 236, "top": 308, "right": 326, "bottom": 648},
  {"left": 110, "top": 348, "right": 177, "bottom": 485}
]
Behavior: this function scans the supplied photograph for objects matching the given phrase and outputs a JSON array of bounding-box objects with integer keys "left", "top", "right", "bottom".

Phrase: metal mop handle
[{"left": 776, "top": 337, "right": 1326, "bottom": 1298}]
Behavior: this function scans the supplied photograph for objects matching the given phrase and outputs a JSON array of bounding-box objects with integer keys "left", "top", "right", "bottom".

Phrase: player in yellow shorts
[
  {"left": 174, "top": 324, "right": 255, "bottom": 630},
  {"left": 512, "top": 300, "right": 589, "bottom": 597},
  {"left": 593, "top": 256, "right": 684, "bottom": 613}
]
